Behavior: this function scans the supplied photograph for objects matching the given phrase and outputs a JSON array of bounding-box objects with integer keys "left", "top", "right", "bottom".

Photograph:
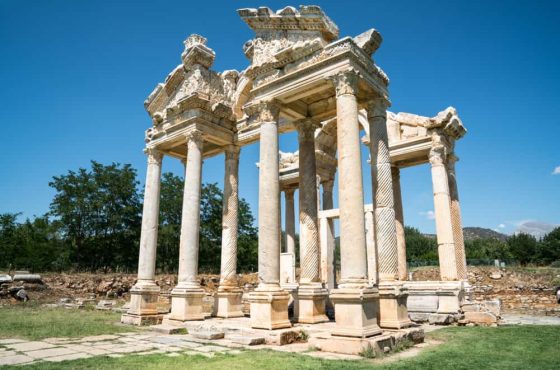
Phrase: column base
[
  {"left": 437, "top": 281, "right": 463, "bottom": 314},
  {"left": 164, "top": 285, "right": 206, "bottom": 324},
  {"left": 297, "top": 283, "right": 329, "bottom": 324},
  {"left": 121, "top": 280, "right": 160, "bottom": 325},
  {"left": 329, "top": 286, "right": 382, "bottom": 338},
  {"left": 248, "top": 286, "right": 291, "bottom": 330},
  {"left": 378, "top": 281, "right": 413, "bottom": 329},
  {"left": 121, "top": 313, "right": 162, "bottom": 326},
  {"left": 213, "top": 288, "right": 244, "bottom": 318}
]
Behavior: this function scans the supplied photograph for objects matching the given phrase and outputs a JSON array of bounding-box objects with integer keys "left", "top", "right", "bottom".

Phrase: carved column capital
[
  {"left": 284, "top": 187, "right": 296, "bottom": 197},
  {"left": 185, "top": 130, "right": 204, "bottom": 152},
  {"left": 245, "top": 99, "right": 281, "bottom": 125},
  {"left": 224, "top": 145, "right": 240, "bottom": 161},
  {"left": 144, "top": 148, "right": 163, "bottom": 164},
  {"left": 447, "top": 153, "right": 459, "bottom": 171},
  {"left": 429, "top": 145, "right": 447, "bottom": 166},
  {"left": 322, "top": 179, "right": 334, "bottom": 193},
  {"left": 295, "top": 119, "right": 319, "bottom": 140},
  {"left": 329, "top": 70, "right": 359, "bottom": 97},
  {"left": 366, "top": 98, "right": 389, "bottom": 119}
]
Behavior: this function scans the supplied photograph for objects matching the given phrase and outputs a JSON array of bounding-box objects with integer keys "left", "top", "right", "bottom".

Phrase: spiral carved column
[{"left": 447, "top": 154, "right": 467, "bottom": 281}]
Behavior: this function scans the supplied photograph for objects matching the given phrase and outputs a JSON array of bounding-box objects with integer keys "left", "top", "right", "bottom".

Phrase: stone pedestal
[
  {"left": 297, "top": 284, "right": 329, "bottom": 324},
  {"left": 378, "top": 281, "right": 412, "bottom": 329},
  {"left": 248, "top": 288, "right": 291, "bottom": 330},
  {"left": 164, "top": 287, "right": 206, "bottom": 325},
  {"left": 121, "top": 281, "right": 162, "bottom": 325},
  {"left": 213, "top": 289, "right": 244, "bottom": 318},
  {"left": 329, "top": 287, "right": 381, "bottom": 338}
]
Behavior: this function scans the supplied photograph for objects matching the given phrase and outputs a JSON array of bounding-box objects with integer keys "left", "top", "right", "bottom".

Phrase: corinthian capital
[
  {"left": 145, "top": 148, "right": 163, "bottom": 164},
  {"left": 366, "top": 97, "right": 389, "bottom": 119},
  {"left": 224, "top": 144, "right": 240, "bottom": 161},
  {"left": 295, "top": 119, "right": 320, "bottom": 140},
  {"left": 245, "top": 99, "right": 281, "bottom": 125},
  {"left": 185, "top": 130, "right": 204, "bottom": 151},
  {"left": 429, "top": 145, "right": 447, "bottom": 166},
  {"left": 329, "top": 70, "right": 359, "bottom": 97}
]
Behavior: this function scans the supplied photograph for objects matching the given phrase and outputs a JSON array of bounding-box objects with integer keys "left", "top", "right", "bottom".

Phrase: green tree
[
  {"left": 405, "top": 226, "right": 438, "bottom": 262},
  {"left": 507, "top": 232, "right": 538, "bottom": 265},
  {"left": 48, "top": 161, "right": 142, "bottom": 271},
  {"left": 0, "top": 213, "right": 20, "bottom": 270},
  {"left": 539, "top": 227, "right": 560, "bottom": 264}
]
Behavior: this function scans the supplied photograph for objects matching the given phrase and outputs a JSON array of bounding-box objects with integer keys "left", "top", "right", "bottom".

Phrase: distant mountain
[
  {"left": 462, "top": 227, "right": 508, "bottom": 241},
  {"left": 422, "top": 227, "right": 508, "bottom": 241}
]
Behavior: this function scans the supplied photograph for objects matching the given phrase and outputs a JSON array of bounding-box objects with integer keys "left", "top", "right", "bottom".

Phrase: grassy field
[
  {"left": 0, "top": 304, "right": 138, "bottom": 340},
  {"left": 0, "top": 315, "right": 558, "bottom": 369}
]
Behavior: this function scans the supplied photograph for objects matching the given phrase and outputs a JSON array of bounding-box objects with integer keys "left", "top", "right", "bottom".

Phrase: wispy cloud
[
  {"left": 498, "top": 223, "right": 506, "bottom": 229},
  {"left": 514, "top": 220, "right": 559, "bottom": 238},
  {"left": 553, "top": 166, "right": 560, "bottom": 175},
  {"left": 419, "top": 210, "right": 435, "bottom": 220}
]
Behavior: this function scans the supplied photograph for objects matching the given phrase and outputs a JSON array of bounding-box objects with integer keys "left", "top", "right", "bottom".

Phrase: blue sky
[{"left": 1, "top": 0, "right": 558, "bottom": 237}]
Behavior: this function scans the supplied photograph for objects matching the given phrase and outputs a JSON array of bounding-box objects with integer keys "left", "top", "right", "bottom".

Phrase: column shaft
[
  {"left": 335, "top": 76, "right": 368, "bottom": 286},
  {"left": 392, "top": 167, "right": 407, "bottom": 280},
  {"left": 447, "top": 155, "right": 467, "bottom": 280},
  {"left": 284, "top": 189, "right": 296, "bottom": 255},
  {"left": 297, "top": 120, "right": 321, "bottom": 284},
  {"left": 177, "top": 131, "right": 204, "bottom": 288},
  {"left": 219, "top": 145, "right": 240, "bottom": 287},
  {"left": 137, "top": 149, "right": 163, "bottom": 282},
  {"left": 430, "top": 146, "right": 458, "bottom": 281},
  {"left": 369, "top": 101, "right": 399, "bottom": 282},
  {"left": 321, "top": 181, "right": 336, "bottom": 289}
]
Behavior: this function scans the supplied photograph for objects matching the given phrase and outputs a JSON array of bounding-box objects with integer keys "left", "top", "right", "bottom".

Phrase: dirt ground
[{"left": 2, "top": 266, "right": 559, "bottom": 316}]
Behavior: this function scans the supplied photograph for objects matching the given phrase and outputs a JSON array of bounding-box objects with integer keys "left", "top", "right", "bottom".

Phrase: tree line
[
  {"left": 0, "top": 161, "right": 257, "bottom": 273},
  {"left": 1, "top": 161, "right": 558, "bottom": 273},
  {"left": 405, "top": 226, "right": 560, "bottom": 266}
]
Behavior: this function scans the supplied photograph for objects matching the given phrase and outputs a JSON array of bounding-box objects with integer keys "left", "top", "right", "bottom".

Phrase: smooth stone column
[
  {"left": 214, "top": 145, "right": 244, "bottom": 318},
  {"left": 296, "top": 119, "right": 328, "bottom": 324},
  {"left": 165, "top": 130, "right": 206, "bottom": 325},
  {"left": 368, "top": 99, "right": 411, "bottom": 330},
  {"left": 248, "top": 101, "right": 291, "bottom": 330},
  {"left": 429, "top": 145, "right": 458, "bottom": 281},
  {"left": 284, "top": 189, "right": 296, "bottom": 256},
  {"left": 392, "top": 167, "right": 407, "bottom": 281},
  {"left": 329, "top": 71, "right": 381, "bottom": 338},
  {"left": 122, "top": 148, "right": 163, "bottom": 326},
  {"left": 320, "top": 180, "right": 336, "bottom": 289},
  {"left": 447, "top": 154, "right": 467, "bottom": 281}
]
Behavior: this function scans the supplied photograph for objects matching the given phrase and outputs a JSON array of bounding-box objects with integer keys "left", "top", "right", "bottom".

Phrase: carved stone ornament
[
  {"left": 245, "top": 100, "right": 281, "bottom": 124},
  {"left": 329, "top": 70, "right": 359, "bottom": 97},
  {"left": 185, "top": 130, "right": 204, "bottom": 151},
  {"left": 367, "top": 98, "right": 389, "bottom": 119},
  {"left": 224, "top": 145, "right": 241, "bottom": 161},
  {"left": 296, "top": 119, "right": 319, "bottom": 140},
  {"left": 145, "top": 148, "right": 163, "bottom": 164},
  {"left": 181, "top": 34, "right": 215, "bottom": 70},
  {"left": 429, "top": 144, "right": 447, "bottom": 166}
]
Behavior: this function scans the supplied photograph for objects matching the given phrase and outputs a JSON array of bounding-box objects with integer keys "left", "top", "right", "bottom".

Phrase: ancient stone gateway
[{"left": 122, "top": 5, "right": 468, "bottom": 337}]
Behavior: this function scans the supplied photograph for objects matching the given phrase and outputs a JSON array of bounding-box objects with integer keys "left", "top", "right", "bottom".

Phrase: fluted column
[
  {"left": 165, "top": 130, "right": 206, "bottom": 324},
  {"left": 368, "top": 98, "right": 411, "bottom": 329},
  {"left": 429, "top": 145, "right": 458, "bottom": 281},
  {"left": 284, "top": 189, "right": 296, "bottom": 255},
  {"left": 329, "top": 71, "right": 381, "bottom": 338},
  {"left": 123, "top": 148, "right": 163, "bottom": 326},
  {"left": 296, "top": 119, "right": 328, "bottom": 323},
  {"left": 248, "top": 100, "right": 291, "bottom": 330},
  {"left": 214, "top": 145, "right": 243, "bottom": 318},
  {"left": 392, "top": 167, "right": 407, "bottom": 280},
  {"left": 447, "top": 154, "right": 467, "bottom": 281}
]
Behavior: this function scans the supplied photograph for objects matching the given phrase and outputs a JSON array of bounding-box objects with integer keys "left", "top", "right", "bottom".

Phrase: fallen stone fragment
[
  {"left": 191, "top": 331, "right": 225, "bottom": 340},
  {"left": 228, "top": 335, "right": 265, "bottom": 345}
]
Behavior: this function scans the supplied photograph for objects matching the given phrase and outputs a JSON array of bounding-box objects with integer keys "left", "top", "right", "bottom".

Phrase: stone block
[
  {"left": 6, "top": 341, "right": 55, "bottom": 352},
  {"left": 0, "top": 274, "right": 12, "bottom": 284},
  {"left": 409, "top": 312, "right": 430, "bottom": 322},
  {"left": 428, "top": 313, "right": 454, "bottom": 325},
  {"left": 0, "top": 354, "right": 33, "bottom": 366},
  {"left": 407, "top": 295, "right": 439, "bottom": 313},
  {"left": 296, "top": 285, "right": 329, "bottom": 324},
  {"left": 330, "top": 287, "right": 382, "bottom": 338},
  {"left": 461, "top": 303, "right": 481, "bottom": 312},
  {"left": 483, "top": 299, "right": 501, "bottom": 317},
  {"left": 228, "top": 335, "right": 266, "bottom": 346},
  {"left": 464, "top": 311, "right": 497, "bottom": 324},
  {"left": 149, "top": 324, "right": 188, "bottom": 334},
  {"left": 165, "top": 288, "right": 206, "bottom": 323},
  {"left": 121, "top": 313, "right": 162, "bottom": 326},
  {"left": 265, "top": 328, "right": 301, "bottom": 345},
  {"left": 191, "top": 331, "right": 225, "bottom": 340},
  {"left": 213, "top": 290, "right": 244, "bottom": 318},
  {"left": 248, "top": 289, "right": 291, "bottom": 330}
]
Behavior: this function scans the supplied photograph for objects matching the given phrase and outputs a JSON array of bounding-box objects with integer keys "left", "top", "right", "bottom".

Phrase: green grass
[
  {"left": 1, "top": 325, "right": 558, "bottom": 369},
  {"left": 0, "top": 304, "right": 138, "bottom": 340}
]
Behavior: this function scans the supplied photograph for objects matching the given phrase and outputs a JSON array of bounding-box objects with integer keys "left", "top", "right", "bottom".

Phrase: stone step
[
  {"left": 228, "top": 335, "right": 266, "bottom": 346},
  {"left": 191, "top": 331, "right": 225, "bottom": 340},
  {"left": 149, "top": 324, "right": 188, "bottom": 335}
]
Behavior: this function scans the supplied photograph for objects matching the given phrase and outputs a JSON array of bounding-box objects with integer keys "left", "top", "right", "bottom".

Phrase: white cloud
[
  {"left": 553, "top": 166, "right": 560, "bottom": 175},
  {"left": 419, "top": 210, "right": 435, "bottom": 220},
  {"left": 514, "top": 220, "right": 559, "bottom": 238},
  {"left": 498, "top": 223, "right": 506, "bottom": 229}
]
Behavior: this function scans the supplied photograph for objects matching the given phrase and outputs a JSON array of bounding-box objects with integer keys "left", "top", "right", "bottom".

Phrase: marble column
[
  {"left": 392, "top": 167, "right": 407, "bottom": 281},
  {"left": 122, "top": 148, "right": 163, "bottom": 326},
  {"left": 447, "top": 153, "right": 467, "bottom": 281},
  {"left": 296, "top": 119, "right": 328, "bottom": 324},
  {"left": 165, "top": 130, "right": 206, "bottom": 325},
  {"left": 368, "top": 99, "right": 411, "bottom": 329},
  {"left": 320, "top": 180, "right": 336, "bottom": 289},
  {"left": 284, "top": 189, "right": 296, "bottom": 256},
  {"left": 429, "top": 145, "right": 458, "bottom": 281},
  {"left": 248, "top": 100, "right": 291, "bottom": 330},
  {"left": 329, "top": 71, "right": 381, "bottom": 338},
  {"left": 214, "top": 145, "right": 244, "bottom": 318}
]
